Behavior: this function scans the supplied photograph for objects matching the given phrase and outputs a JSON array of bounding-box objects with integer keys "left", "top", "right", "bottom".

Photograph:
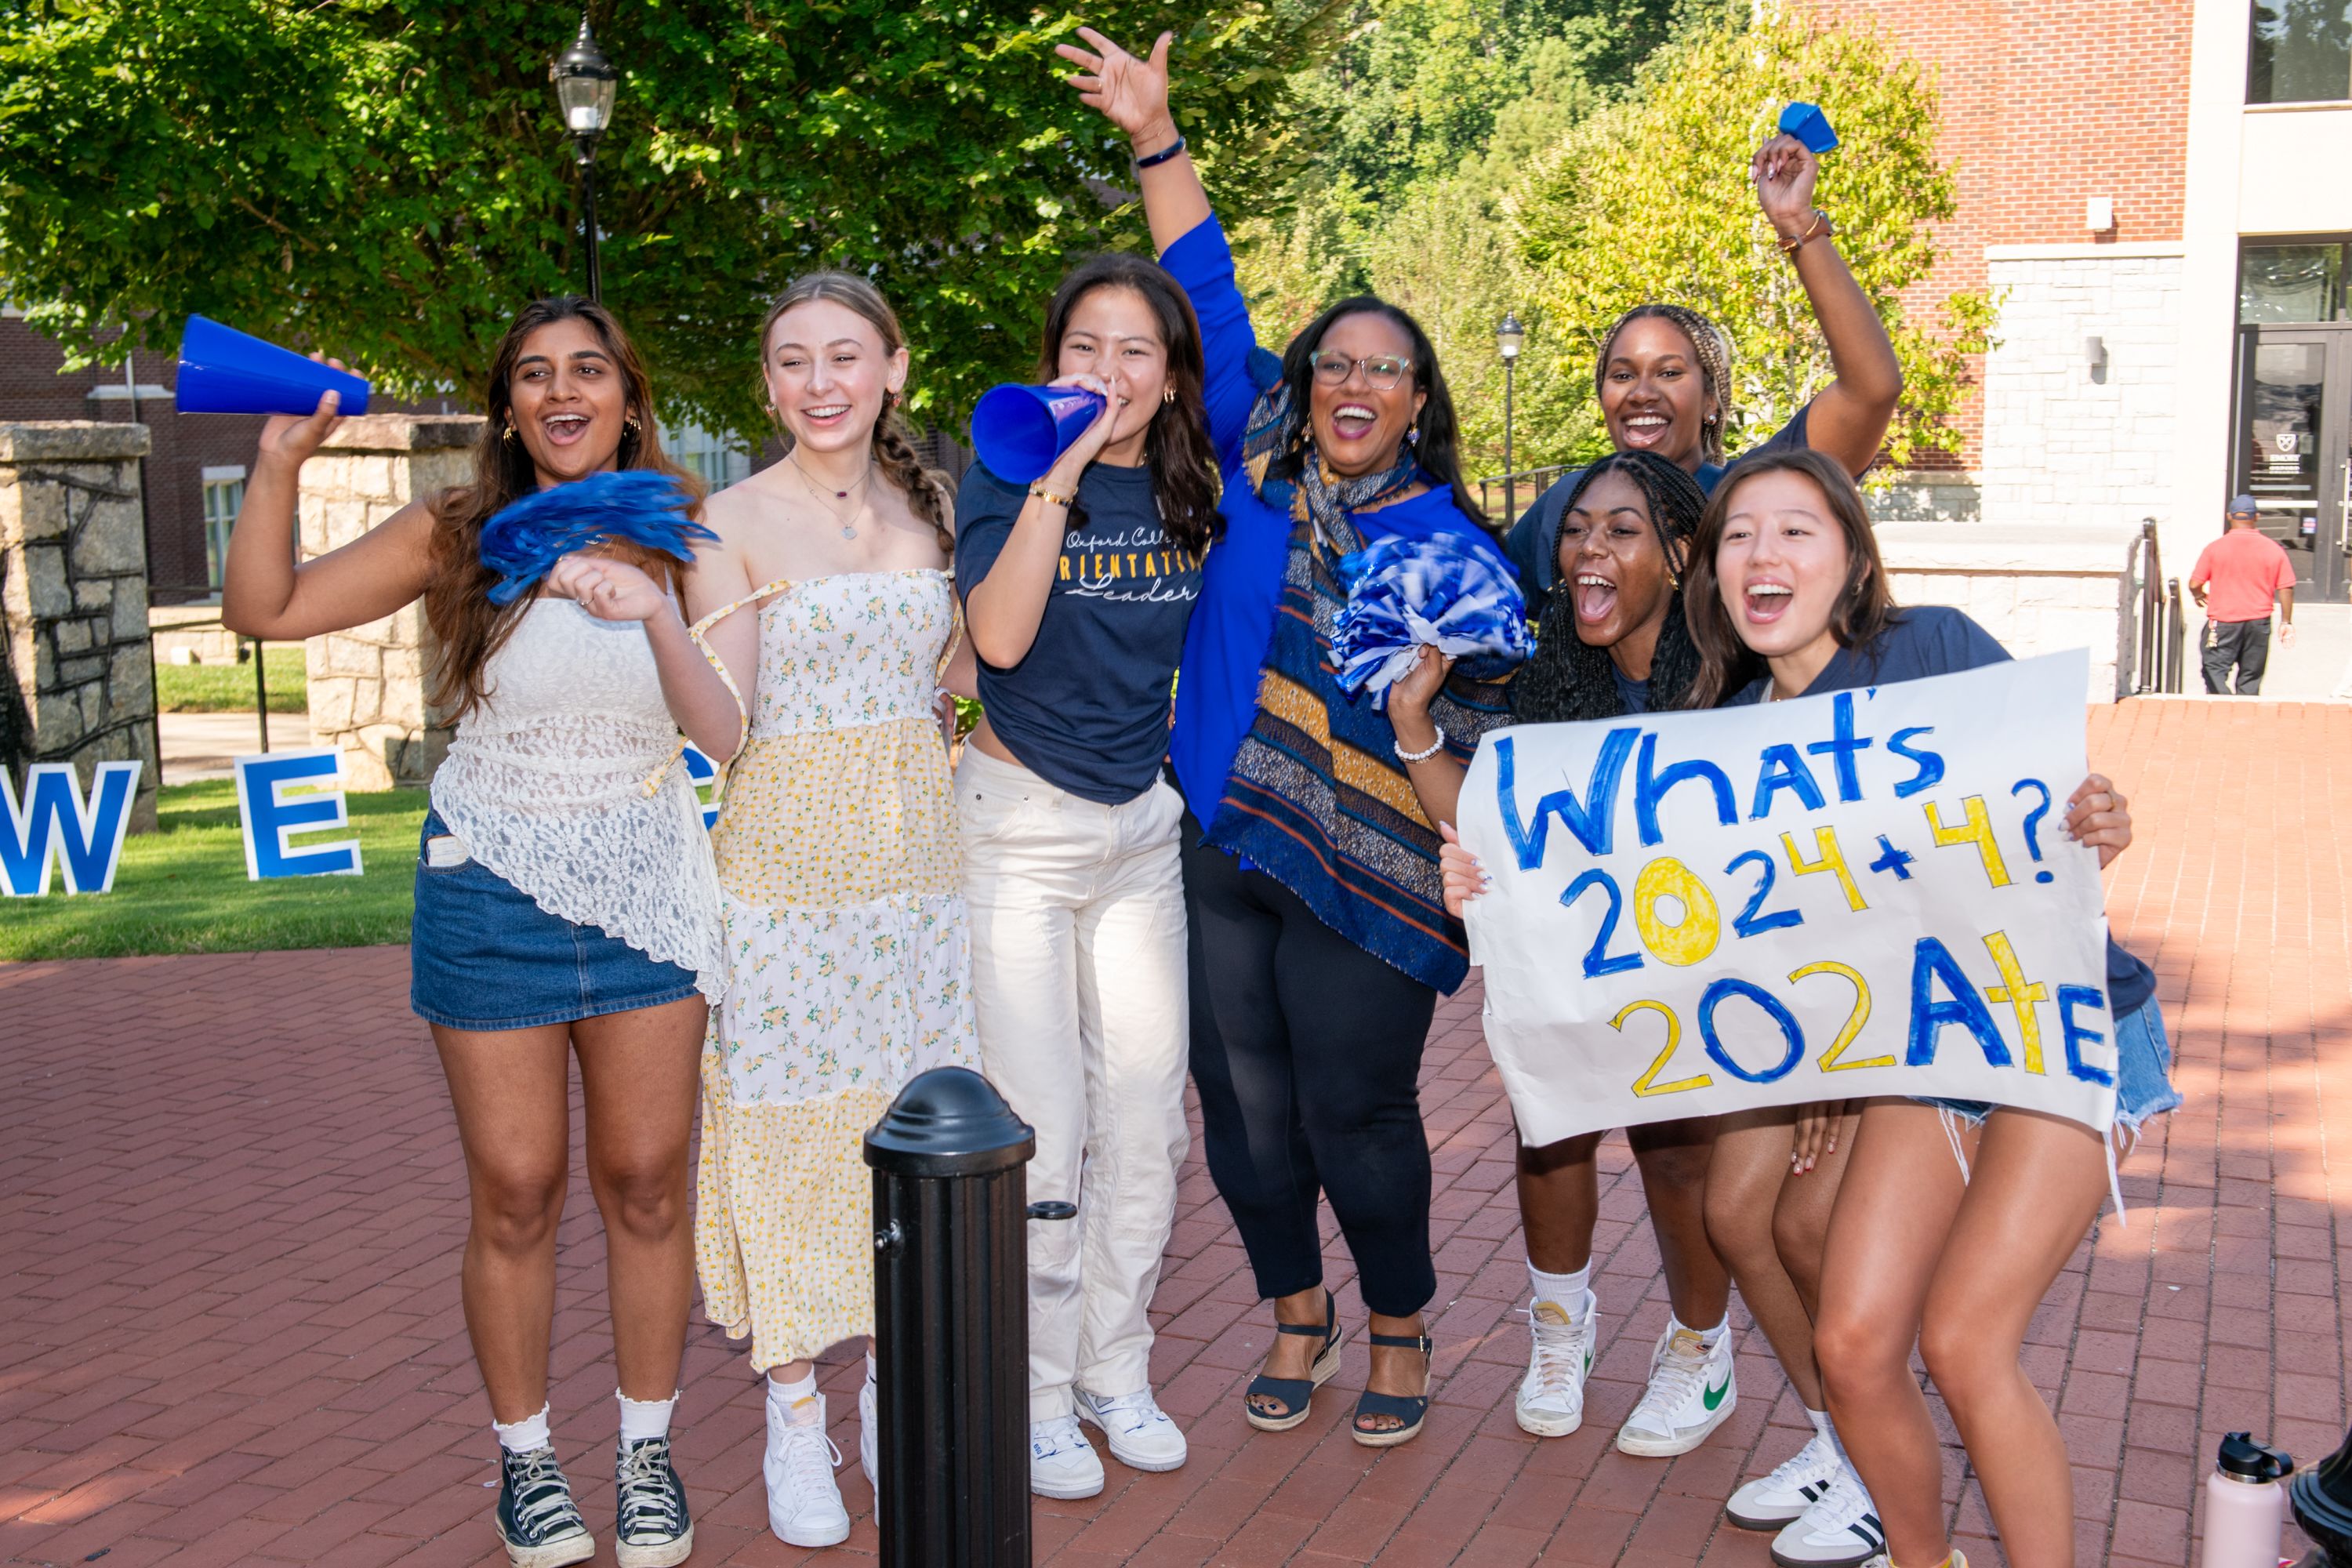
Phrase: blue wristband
[{"left": 1133, "top": 135, "right": 1187, "bottom": 170}]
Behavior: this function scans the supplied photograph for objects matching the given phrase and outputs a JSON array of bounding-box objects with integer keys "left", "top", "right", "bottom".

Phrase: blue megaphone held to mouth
[
  {"left": 177, "top": 316, "right": 372, "bottom": 417},
  {"left": 1778, "top": 101, "right": 1838, "bottom": 154},
  {"left": 970, "top": 383, "right": 1108, "bottom": 485}
]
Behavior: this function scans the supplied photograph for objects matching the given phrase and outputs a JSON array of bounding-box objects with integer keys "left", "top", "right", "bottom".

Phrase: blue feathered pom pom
[
  {"left": 1331, "top": 535, "right": 1529, "bottom": 708},
  {"left": 478, "top": 470, "right": 718, "bottom": 606}
]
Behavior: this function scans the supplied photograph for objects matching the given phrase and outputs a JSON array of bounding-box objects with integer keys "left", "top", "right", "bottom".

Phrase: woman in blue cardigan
[{"left": 1062, "top": 27, "right": 1517, "bottom": 1448}]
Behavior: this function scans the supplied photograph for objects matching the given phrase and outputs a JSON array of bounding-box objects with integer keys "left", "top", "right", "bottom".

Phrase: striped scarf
[{"left": 1210, "top": 387, "right": 1515, "bottom": 994}]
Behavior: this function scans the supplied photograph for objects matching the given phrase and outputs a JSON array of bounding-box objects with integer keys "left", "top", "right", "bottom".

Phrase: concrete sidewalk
[
  {"left": 4, "top": 699, "right": 2350, "bottom": 1566},
  {"left": 157, "top": 711, "right": 314, "bottom": 786}
]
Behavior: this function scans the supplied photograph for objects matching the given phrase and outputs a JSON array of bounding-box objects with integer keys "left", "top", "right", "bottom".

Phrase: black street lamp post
[
  {"left": 1497, "top": 312, "right": 1525, "bottom": 524},
  {"left": 550, "top": 15, "right": 619, "bottom": 303}
]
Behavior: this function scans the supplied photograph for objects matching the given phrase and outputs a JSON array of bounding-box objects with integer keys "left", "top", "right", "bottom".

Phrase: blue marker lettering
[
  {"left": 1905, "top": 936, "right": 2013, "bottom": 1068},
  {"left": 1635, "top": 731, "right": 1737, "bottom": 847},
  {"left": 1749, "top": 744, "right": 1827, "bottom": 819},
  {"left": 1886, "top": 726, "right": 1944, "bottom": 799},
  {"left": 1495, "top": 728, "right": 1639, "bottom": 869},
  {"left": 1805, "top": 691, "right": 1874, "bottom": 803}
]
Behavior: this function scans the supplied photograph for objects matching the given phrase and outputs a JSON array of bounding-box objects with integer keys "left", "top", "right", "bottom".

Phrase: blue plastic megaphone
[
  {"left": 970, "top": 383, "right": 1107, "bottom": 485},
  {"left": 177, "top": 316, "right": 372, "bottom": 417},
  {"left": 1778, "top": 101, "right": 1838, "bottom": 154}
]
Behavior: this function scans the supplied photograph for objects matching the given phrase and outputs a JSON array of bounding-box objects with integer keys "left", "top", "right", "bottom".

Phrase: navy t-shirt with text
[
  {"left": 1730, "top": 604, "right": 2156, "bottom": 1016},
  {"left": 954, "top": 461, "right": 1203, "bottom": 805}
]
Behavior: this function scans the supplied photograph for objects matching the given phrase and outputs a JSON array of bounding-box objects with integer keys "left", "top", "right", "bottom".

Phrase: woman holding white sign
[
  {"left": 1401, "top": 452, "right": 1762, "bottom": 1467},
  {"left": 222, "top": 298, "right": 717, "bottom": 1568},
  {"left": 1677, "top": 449, "right": 2176, "bottom": 1568}
]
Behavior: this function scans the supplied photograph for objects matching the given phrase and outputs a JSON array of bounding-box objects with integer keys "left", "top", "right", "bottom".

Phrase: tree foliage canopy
[{"left": 0, "top": 0, "right": 1334, "bottom": 434}]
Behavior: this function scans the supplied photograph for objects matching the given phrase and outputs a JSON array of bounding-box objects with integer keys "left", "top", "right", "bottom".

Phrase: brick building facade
[{"left": 1806, "top": 0, "right": 2352, "bottom": 604}]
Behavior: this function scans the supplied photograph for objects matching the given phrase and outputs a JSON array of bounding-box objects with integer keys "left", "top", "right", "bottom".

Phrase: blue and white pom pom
[
  {"left": 1331, "top": 534, "right": 1529, "bottom": 708},
  {"left": 478, "top": 469, "right": 718, "bottom": 606}
]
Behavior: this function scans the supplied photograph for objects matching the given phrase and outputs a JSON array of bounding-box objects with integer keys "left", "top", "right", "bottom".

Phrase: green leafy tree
[
  {"left": 1508, "top": 11, "right": 1994, "bottom": 475},
  {"left": 0, "top": 0, "right": 1335, "bottom": 436}
]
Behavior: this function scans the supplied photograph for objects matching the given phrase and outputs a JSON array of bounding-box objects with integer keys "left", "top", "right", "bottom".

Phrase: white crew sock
[
  {"left": 768, "top": 1367, "right": 822, "bottom": 1427},
  {"left": 1527, "top": 1259, "right": 1593, "bottom": 1322},
  {"left": 617, "top": 1389, "right": 677, "bottom": 1443},
  {"left": 493, "top": 1403, "right": 552, "bottom": 1454},
  {"left": 1806, "top": 1406, "right": 1837, "bottom": 1448},
  {"left": 1668, "top": 1311, "right": 1729, "bottom": 1348}
]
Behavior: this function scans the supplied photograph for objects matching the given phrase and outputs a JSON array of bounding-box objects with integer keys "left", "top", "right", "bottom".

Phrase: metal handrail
[
  {"left": 2126, "top": 519, "right": 2185, "bottom": 695},
  {"left": 1477, "top": 463, "right": 1575, "bottom": 528}
]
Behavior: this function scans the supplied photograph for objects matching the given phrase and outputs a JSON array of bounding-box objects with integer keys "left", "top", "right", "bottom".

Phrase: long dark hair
[
  {"left": 1596, "top": 303, "right": 1734, "bottom": 465},
  {"left": 1682, "top": 448, "right": 1897, "bottom": 709},
  {"left": 1037, "top": 253, "right": 1223, "bottom": 553},
  {"left": 757, "top": 271, "right": 953, "bottom": 553},
  {"left": 1266, "top": 296, "right": 1486, "bottom": 528},
  {"left": 1511, "top": 452, "right": 1708, "bottom": 722},
  {"left": 423, "top": 296, "right": 703, "bottom": 724}
]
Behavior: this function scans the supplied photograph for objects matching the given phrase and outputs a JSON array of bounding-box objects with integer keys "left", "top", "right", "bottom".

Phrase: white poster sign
[{"left": 1459, "top": 652, "right": 2118, "bottom": 1146}]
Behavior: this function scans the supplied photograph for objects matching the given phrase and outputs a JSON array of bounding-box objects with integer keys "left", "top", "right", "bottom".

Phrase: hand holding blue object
[
  {"left": 1779, "top": 101, "right": 1838, "bottom": 154},
  {"left": 478, "top": 470, "right": 717, "bottom": 606},
  {"left": 1332, "top": 535, "right": 1530, "bottom": 709}
]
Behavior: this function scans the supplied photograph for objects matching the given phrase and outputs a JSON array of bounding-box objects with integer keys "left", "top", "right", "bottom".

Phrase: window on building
[
  {"left": 2249, "top": 0, "right": 2352, "bottom": 103},
  {"left": 201, "top": 467, "right": 246, "bottom": 594},
  {"left": 2241, "top": 241, "right": 2350, "bottom": 321},
  {"left": 661, "top": 420, "right": 753, "bottom": 492}
]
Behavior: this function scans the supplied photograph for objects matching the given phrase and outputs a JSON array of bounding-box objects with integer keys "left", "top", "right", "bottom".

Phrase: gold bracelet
[{"left": 1029, "top": 485, "right": 1075, "bottom": 509}]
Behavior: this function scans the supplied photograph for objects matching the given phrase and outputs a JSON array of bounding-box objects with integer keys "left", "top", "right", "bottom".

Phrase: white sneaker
[
  {"left": 858, "top": 1361, "right": 878, "bottom": 1494},
  {"left": 1515, "top": 1291, "right": 1596, "bottom": 1438},
  {"left": 1029, "top": 1414, "right": 1105, "bottom": 1499},
  {"left": 1614, "top": 1323, "right": 1735, "bottom": 1456},
  {"left": 763, "top": 1389, "right": 849, "bottom": 1548},
  {"left": 1726, "top": 1429, "right": 1842, "bottom": 1529},
  {"left": 1769, "top": 1465, "right": 1887, "bottom": 1568},
  {"left": 1076, "top": 1388, "right": 1188, "bottom": 1473}
]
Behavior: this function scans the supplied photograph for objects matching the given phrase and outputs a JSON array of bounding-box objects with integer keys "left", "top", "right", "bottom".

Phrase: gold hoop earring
[{"left": 1163, "top": 387, "right": 1177, "bottom": 405}]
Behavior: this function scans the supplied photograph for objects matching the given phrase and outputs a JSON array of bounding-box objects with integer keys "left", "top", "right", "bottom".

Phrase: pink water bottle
[{"left": 2201, "top": 1431, "right": 2292, "bottom": 1568}]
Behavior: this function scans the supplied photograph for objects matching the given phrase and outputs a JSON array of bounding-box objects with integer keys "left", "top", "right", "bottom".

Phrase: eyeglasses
[{"left": 1309, "top": 350, "right": 1414, "bottom": 391}]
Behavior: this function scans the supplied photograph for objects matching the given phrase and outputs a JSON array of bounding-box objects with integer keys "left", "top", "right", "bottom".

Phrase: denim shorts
[
  {"left": 409, "top": 808, "right": 703, "bottom": 1032},
  {"left": 1916, "top": 997, "right": 2181, "bottom": 1133}
]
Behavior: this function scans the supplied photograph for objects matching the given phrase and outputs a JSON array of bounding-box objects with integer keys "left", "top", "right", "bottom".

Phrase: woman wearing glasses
[{"left": 1063, "top": 28, "right": 1515, "bottom": 1450}]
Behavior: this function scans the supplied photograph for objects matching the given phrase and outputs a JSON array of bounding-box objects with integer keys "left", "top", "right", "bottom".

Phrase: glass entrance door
[{"left": 2234, "top": 326, "right": 2352, "bottom": 602}]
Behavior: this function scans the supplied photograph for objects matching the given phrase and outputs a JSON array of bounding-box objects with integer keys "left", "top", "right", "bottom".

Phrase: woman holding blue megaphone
[
  {"left": 221, "top": 299, "right": 718, "bottom": 1568},
  {"left": 953, "top": 248, "right": 1221, "bottom": 1498},
  {"left": 1063, "top": 25, "right": 1521, "bottom": 1452}
]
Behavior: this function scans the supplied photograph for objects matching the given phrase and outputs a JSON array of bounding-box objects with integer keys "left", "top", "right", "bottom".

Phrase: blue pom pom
[
  {"left": 1330, "top": 535, "right": 1528, "bottom": 708},
  {"left": 477, "top": 470, "right": 718, "bottom": 606}
]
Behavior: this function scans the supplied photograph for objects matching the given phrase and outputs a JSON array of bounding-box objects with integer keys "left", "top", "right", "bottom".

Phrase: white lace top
[{"left": 430, "top": 597, "right": 726, "bottom": 1002}]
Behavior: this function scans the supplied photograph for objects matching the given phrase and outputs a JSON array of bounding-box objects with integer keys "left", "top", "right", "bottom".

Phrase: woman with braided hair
[{"left": 663, "top": 271, "right": 978, "bottom": 1547}]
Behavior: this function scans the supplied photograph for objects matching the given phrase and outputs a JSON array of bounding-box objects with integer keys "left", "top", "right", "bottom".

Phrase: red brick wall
[{"left": 1799, "top": 0, "right": 2194, "bottom": 470}]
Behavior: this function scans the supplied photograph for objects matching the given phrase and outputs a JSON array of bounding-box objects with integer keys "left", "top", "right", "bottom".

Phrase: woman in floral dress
[{"left": 672, "top": 271, "right": 977, "bottom": 1547}]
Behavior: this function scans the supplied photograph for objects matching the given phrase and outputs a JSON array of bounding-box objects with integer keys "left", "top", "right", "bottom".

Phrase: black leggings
[{"left": 1181, "top": 819, "right": 1439, "bottom": 1318}]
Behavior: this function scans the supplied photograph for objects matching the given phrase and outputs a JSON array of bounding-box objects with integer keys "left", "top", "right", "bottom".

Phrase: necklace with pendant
[{"left": 787, "top": 448, "right": 873, "bottom": 540}]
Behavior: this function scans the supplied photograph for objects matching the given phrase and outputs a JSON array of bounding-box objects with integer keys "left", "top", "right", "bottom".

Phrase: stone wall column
[
  {"left": 297, "top": 416, "right": 484, "bottom": 790},
  {"left": 0, "top": 422, "right": 162, "bottom": 831}
]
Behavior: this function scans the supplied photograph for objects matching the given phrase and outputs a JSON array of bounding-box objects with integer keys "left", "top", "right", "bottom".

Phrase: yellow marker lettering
[
  {"left": 1781, "top": 826, "right": 1867, "bottom": 912},
  {"left": 1631, "top": 856, "right": 1722, "bottom": 967},
  {"left": 1924, "top": 796, "right": 2013, "bottom": 888},
  {"left": 1617, "top": 999, "right": 1712, "bottom": 1098},
  {"left": 1979, "top": 931, "right": 2048, "bottom": 1074},
  {"left": 1791, "top": 960, "right": 1893, "bottom": 1071}
]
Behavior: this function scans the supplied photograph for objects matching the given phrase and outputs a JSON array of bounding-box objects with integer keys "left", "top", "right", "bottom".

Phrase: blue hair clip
[
  {"left": 1331, "top": 535, "right": 1530, "bottom": 708},
  {"left": 477, "top": 470, "right": 718, "bottom": 606}
]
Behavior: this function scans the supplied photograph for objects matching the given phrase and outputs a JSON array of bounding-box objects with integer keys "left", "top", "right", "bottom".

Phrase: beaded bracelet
[
  {"left": 1394, "top": 724, "right": 1447, "bottom": 764},
  {"left": 1029, "top": 484, "right": 1075, "bottom": 508}
]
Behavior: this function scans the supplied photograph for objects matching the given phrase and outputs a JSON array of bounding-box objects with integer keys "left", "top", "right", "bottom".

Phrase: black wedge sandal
[
  {"left": 1243, "top": 1289, "right": 1345, "bottom": 1433},
  {"left": 1350, "top": 1330, "right": 1433, "bottom": 1449}
]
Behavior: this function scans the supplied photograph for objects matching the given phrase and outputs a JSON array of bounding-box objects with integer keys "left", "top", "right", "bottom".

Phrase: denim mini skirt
[
  {"left": 409, "top": 808, "right": 704, "bottom": 1032},
  {"left": 1917, "top": 996, "right": 2182, "bottom": 1134}
]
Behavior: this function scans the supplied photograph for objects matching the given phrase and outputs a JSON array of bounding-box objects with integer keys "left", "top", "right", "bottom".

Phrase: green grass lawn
[
  {"left": 2, "top": 779, "right": 423, "bottom": 962},
  {"left": 154, "top": 647, "right": 308, "bottom": 714}
]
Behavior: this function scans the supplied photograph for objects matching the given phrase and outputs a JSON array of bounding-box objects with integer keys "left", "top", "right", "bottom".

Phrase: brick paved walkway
[{"left": 5, "top": 699, "right": 2349, "bottom": 1567}]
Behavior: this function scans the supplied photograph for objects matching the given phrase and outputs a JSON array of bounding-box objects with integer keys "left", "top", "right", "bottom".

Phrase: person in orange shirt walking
[{"left": 2190, "top": 494, "right": 2298, "bottom": 695}]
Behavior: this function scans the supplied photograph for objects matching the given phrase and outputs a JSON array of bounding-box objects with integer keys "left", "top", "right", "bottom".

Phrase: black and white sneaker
[
  {"left": 615, "top": 1435, "right": 695, "bottom": 1568},
  {"left": 1726, "top": 1429, "right": 1842, "bottom": 1528},
  {"left": 494, "top": 1445, "right": 596, "bottom": 1568},
  {"left": 1769, "top": 1465, "right": 1886, "bottom": 1568}
]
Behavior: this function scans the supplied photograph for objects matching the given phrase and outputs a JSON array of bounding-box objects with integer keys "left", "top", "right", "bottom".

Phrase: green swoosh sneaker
[{"left": 1615, "top": 1323, "right": 1737, "bottom": 1457}]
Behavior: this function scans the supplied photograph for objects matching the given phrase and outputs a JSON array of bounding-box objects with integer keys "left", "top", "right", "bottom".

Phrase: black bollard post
[{"left": 865, "top": 1065, "right": 1065, "bottom": 1567}]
